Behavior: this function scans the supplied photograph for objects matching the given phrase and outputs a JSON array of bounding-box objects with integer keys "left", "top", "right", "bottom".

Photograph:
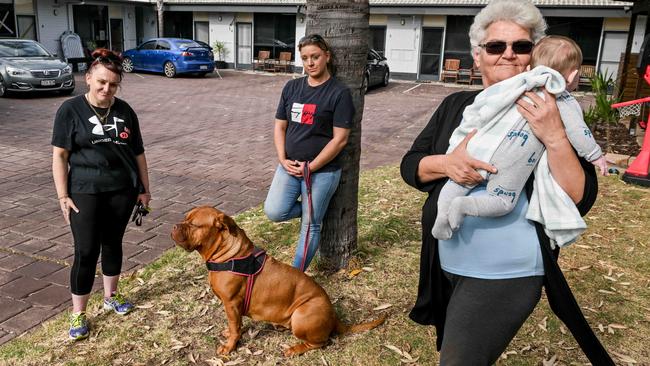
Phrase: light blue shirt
[{"left": 439, "top": 185, "right": 544, "bottom": 279}]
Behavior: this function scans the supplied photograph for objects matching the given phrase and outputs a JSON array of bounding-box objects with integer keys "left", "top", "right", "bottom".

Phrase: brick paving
[{"left": 0, "top": 69, "right": 467, "bottom": 344}]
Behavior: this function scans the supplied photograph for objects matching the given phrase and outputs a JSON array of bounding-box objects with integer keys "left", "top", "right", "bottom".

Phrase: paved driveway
[{"left": 0, "top": 69, "right": 466, "bottom": 344}]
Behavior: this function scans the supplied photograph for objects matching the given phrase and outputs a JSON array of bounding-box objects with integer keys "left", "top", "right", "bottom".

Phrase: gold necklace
[{"left": 85, "top": 93, "right": 113, "bottom": 124}]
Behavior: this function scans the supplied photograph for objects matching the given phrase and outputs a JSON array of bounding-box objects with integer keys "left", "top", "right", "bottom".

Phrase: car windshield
[
  {"left": 173, "top": 40, "right": 201, "bottom": 49},
  {"left": 0, "top": 40, "right": 51, "bottom": 57}
]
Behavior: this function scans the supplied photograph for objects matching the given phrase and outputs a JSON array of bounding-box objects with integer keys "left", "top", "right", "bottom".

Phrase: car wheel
[
  {"left": 361, "top": 74, "right": 369, "bottom": 94},
  {"left": 0, "top": 77, "right": 6, "bottom": 97},
  {"left": 164, "top": 61, "right": 176, "bottom": 78},
  {"left": 382, "top": 69, "right": 390, "bottom": 87},
  {"left": 122, "top": 57, "right": 134, "bottom": 73},
  {"left": 198, "top": 72, "right": 208, "bottom": 77}
]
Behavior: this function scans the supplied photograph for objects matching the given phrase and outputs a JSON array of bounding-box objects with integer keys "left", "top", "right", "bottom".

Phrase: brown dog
[{"left": 171, "top": 206, "right": 386, "bottom": 357}]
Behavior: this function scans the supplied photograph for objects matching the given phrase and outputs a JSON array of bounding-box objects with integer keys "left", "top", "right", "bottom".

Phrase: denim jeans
[{"left": 264, "top": 164, "right": 341, "bottom": 270}]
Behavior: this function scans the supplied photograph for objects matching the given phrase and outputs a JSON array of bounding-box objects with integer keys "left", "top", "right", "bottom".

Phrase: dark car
[
  {"left": 363, "top": 49, "right": 389, "bottom": 94},
  {"left": 121, "top": 38, "right": 214, "bottom": 78},
  {"left": 0, "top": 39, "right": 75, "bottom": 97}
]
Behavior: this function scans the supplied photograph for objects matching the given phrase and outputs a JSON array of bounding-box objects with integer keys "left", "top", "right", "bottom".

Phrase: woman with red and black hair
[{"left": 52, "top": 48, "right": 151, "bottom": 341}]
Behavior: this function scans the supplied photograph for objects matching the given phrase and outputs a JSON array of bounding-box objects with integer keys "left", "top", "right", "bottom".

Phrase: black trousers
[
  {"left": 439, "top": 272, "right": 544, "bottom": 366},
  {"left": 69, "top": 188, "right": 137, "bottom": 295}
]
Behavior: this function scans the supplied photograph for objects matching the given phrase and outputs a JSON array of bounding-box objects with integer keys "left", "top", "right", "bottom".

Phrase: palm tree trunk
[
  {"left": 157, "top": 0, "right": 164, "bottom": 37},
  {"left": 305, "top": 0, "right": 369, "bottom": 270}
]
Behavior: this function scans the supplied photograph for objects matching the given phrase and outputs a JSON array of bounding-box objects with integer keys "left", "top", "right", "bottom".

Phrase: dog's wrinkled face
[{"left": 171, "top": 206, "right": 236, "bottom": 252}]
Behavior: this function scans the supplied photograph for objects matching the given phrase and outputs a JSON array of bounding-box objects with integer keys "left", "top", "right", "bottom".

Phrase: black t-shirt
[
  {"left": 51, "top": 95, "right": 145, "bottom": 194},
  {"left": 275, "top": 76, "right": 354, "bottom": 170}
]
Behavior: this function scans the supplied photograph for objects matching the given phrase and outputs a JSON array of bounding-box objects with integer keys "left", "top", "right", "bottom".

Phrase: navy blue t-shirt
[
  {"left": 51, "top": 95, "right": 145, "bottom": 194},
  {"left": 275, "top": 76, "right": 354, "bottom": 170}
]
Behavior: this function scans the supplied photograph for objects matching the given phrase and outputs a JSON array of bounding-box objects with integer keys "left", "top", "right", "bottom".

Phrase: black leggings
[
  {"left": 69, "top": 188, "right": 137, "bottom": 295},
  {"left": 440, "top": 272, "right": 544, "bottom": 365}
]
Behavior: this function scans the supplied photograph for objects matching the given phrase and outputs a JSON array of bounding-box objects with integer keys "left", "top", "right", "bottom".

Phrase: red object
[{"left": 625, "top": 126, "right": 650, "bottom": 177}]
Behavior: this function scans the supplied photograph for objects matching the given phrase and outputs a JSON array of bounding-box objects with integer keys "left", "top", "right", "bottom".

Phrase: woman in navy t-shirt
[
  {"left": 52, "top": 49, "right": 151, "bottom": 341},
  {"left": 264, "top": 34, "right": 354, "bottom": 271}
]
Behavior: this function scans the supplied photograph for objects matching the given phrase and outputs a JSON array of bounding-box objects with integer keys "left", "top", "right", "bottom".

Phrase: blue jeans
[{"left": 264, "top": 164, "right": 341, "bottom": 270}]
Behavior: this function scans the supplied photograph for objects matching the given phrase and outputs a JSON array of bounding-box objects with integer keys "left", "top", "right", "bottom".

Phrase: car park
[
  {"left": 0, "top": 39, "right": 75, "bottom": 97},
  {"left": 121, "top": 38, "right": 215, "bottom": 78},
  {"left": 363, "top": 49, "right": 389, "bottom": 94}
]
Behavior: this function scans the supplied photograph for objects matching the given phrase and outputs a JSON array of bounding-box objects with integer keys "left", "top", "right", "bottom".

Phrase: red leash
[{"left": 299, "top": 162, "right": 313, "bottom": 272}]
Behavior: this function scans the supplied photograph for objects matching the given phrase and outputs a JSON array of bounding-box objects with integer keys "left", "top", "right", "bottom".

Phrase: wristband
[{"left": 58, "top": 195, "right": 68, "bottom": 200}]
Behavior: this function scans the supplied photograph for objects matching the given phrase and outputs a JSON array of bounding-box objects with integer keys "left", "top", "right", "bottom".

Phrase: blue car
[{"left": 121, "top": 38, "right": 214, "bottom": 78}]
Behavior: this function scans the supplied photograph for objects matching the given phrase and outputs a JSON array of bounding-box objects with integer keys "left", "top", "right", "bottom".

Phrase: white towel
[{"left": 447, "top": 65, "right": 585, "bottom": 248}]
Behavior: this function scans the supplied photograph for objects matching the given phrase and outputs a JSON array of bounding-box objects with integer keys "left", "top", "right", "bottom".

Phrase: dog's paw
[{"left": 217, "top": 344, "right": 233, "bottom": 355}]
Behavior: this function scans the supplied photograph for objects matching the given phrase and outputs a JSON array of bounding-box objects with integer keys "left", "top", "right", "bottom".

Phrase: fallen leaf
[
  {"left": 400, "top": 357, "right": 419, "bottom": 363},
  {"left": 321, "top": 356, "right": 330, "bottom": 366},
  {"left": 248, "top": 328, "right": 260, "bottom": 339},
  {"left": 348, "top": 269, "right": 363, "bottom": 278},
  {"left": 205, "top": 358, "right": 224, "bottom": 366},
  {"left": 203, "top": 324, "right": 216, "bottom": 333},
  {"left": 373, "top": 303, "right": 392, "bottom": 311},
  {"left": 253, "top": 350, "right": 263, "bottom": 356},
  {"left": 608, "top": 323, "right": 628, "bottom": 329},
  {"left": 611, "top": 351, "right": 637, "bottom": 363},
  {"left": 187, "top": 353, "right": 196, "bottom": 364},
  {"left": 362, "top": 267, "right": 374, "bottom": 272},
  {"left": 224, "top": 358, "right": 246, "bottom": 365},
  {"left": 136, "top": 303, "right": 154, "bottom": 309},
  {"left": 383, "top": 344, "right": 404, "bottom": 356},
  {"left": 542, "top": 354, "right": 557, "bottom": 366}
]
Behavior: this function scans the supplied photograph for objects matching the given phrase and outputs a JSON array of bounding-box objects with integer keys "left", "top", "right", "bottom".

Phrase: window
[
  {"left": 139, "top": 41, "right": 156, "bottom": 50},
  {"left": 443, "top": 16, "right": 474, "bottom": 69},
  {"left": 156, "top": 40, "right": 171, "bottom": 50},
  {"left": 369, "top": 26, "right": 386, "bottom": 56},
  {"left": 253, "top": 13, "right": 295, "bottom": 59},
  {"left": 17, "top": 15, "right": 36, "bottom": 40},
  {"left": 546, "top": 17, "right": 603, "bottom": 66},
  {"left": 0, "top": 4, "right": 16, "bottom": 38}
]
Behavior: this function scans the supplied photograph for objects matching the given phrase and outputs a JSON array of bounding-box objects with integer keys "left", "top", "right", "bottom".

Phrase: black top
[
  {"left": 52, "top": 95, "right": 145, "bottom": 194},
  {"left": 400, "top": 90, "right": 613, "bottom": 364},
  {"left": 275, "top": 76, "right": 354, "bottom": 171}
]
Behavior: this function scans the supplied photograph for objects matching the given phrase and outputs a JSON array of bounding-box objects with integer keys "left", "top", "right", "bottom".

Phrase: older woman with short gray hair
[{"left": 401, "top": 0, "right": 612, "bottom": 364}]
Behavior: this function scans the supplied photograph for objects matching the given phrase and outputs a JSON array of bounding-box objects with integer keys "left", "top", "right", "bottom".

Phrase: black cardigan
[{"left": 400, "top": 90, "right": 613, "bottom": 365}]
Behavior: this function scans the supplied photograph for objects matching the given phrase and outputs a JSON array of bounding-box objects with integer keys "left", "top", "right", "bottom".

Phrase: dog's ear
[{"left": 213, "top": 213, "right": 238, "bottom": 235}]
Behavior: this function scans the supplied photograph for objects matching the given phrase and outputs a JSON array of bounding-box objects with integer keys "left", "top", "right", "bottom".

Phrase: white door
[
  {"left": 599, "top": 32, "right": 627, "bottom": 80},
  {"left": 194, "top": 21, "right": 208, "bottom": 44},
  {"left": 236, "top": 23, "right": 252, "bottom": 68}
]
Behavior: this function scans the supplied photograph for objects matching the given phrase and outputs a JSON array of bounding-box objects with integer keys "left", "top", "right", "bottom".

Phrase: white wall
[
  {"left": 35, "top": 0, "right": 69, "bottom": 56},
  {"left": 209, "top": 12, "right": 235, "bottom": 63},
  {"left": 385, "top": 15, "right": 421, "bottom": 75}
]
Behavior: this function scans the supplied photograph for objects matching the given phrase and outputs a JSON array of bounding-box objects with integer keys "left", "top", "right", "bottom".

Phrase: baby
[{"left": 432, "top": 35, "right": 607, "bottom": 243}]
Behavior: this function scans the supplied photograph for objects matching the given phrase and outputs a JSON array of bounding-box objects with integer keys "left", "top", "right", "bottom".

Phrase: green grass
[{"left": 0, "top": 166, "right": 648, "bottom": 365}]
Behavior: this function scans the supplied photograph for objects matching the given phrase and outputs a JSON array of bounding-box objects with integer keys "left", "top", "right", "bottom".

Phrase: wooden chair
[
  {"left": 469, "top": 65, "right": 482, "bottom": 85},
  {"left": 578, "top": 64, "right": 596, "bottom": 90},
  {"left": 457, "top": 66, "right": 472, "bottom": 84},
  {"left": 440, "top": 59, "right": 461, "bottom": 83},
  {"left": 274, "top": 52, "right": 293, "bottom": 73},
  {"left": 253, "top": 50, "right": 271, "bottom": 71}
]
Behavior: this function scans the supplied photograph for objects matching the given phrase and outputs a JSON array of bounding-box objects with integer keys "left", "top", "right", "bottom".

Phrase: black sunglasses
[
  {"left": 479, "top": 40, "right": 534, "bottom": 55},
  {"left": 95, "top": 55, "right": 123, "bottom": 68},
  {"left": 299, "top": 34, "right": 328, "bottom": 48}
]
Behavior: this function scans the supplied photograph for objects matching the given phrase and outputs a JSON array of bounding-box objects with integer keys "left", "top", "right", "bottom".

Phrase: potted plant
[{"left": 212, "top": 40, "right": 228, "bottom": 69}]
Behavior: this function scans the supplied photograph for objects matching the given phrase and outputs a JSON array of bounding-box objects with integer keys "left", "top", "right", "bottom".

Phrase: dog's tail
[{"left": 335, "top": 313, "right": 387, "bottom": 335}]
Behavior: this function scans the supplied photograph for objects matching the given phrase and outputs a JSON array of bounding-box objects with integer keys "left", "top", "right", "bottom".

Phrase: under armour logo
[{"left": 88, "top": 115, "right": 104, "bottom": 135}]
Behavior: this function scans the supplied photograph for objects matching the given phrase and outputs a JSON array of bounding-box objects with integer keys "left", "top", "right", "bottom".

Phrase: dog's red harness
[{"left": 206, "top": 247, "right": 267, "bottom": 315}]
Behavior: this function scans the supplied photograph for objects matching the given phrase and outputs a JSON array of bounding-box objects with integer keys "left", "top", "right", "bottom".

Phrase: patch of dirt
[{"left": 593, "top": 120, "right": 643, "bottom": 156}]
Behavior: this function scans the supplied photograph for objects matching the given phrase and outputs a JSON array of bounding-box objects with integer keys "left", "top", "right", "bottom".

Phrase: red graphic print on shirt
[{"left": 291, "top": 103, "right": 317, "bottom": 125}]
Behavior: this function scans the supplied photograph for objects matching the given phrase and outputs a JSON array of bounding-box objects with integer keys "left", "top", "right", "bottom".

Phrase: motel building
[{"left": 0, "top": 0, "right": 645, "bottom": 82}]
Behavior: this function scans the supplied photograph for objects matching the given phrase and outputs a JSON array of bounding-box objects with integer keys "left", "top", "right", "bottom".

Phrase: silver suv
[{"left": 0, "top": 39, "right": 75, "bottom": 97}]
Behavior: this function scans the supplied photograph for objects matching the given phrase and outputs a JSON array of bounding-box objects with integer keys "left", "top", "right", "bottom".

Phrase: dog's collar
[{"left": 205, "top": 247, "right": 266, "bottom": 275}]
